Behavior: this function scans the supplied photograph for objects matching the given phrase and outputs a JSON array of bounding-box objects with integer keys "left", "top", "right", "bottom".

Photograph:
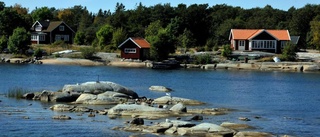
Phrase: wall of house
[
  {"left": 120, "top": 41, "right": 141, "bottom": 59},
  {"left": 51, "top": 24, "right": 74, "bottom": 44}
]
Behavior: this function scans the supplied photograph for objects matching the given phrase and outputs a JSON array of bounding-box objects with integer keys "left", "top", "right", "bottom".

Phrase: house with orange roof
[
  {"left": 229, "top": 29, "right": 291, "bottom": 53},
  {"left": 30, "top": 20, "right": 75, "bottom": 45},
  {"left": 118, "top": 37, "right": 150, "bottom": 60}
]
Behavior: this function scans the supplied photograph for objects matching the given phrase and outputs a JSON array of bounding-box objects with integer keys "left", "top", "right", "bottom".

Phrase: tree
[
  {"left": 146, "top": 21, "right": 175, "bottom": 61},
  {"left": 0, "top": 8, "right": 29, "bottom": 36},
  {"left": 57, "top": 9, "right": 74, "bottom": 28},
  {"left": 74, "top": 31, "right": 85, "bottom": 45},
  {"left": 8, "top": 27, "right": 30, "bottom": 54},
  {"left": 309, "top": 16, "right": 320, "bottom": 50},
  {"left": 111, "top": 27, "right": 127, "bottom": 48},
  {"left": 178, "top": 28, "right": 195, "bottom": 53},
  {"left": 31, "top": 7, "right": 53, "bottom": 21},
  {"left": 281, "top": 42, "right": 296, "bottom": 61},
  {"left": 96, "top": 24, "right": 114, "bottom": 50},
  {"left": 0, "top": 35, "right": 8, "bottom": 52}
]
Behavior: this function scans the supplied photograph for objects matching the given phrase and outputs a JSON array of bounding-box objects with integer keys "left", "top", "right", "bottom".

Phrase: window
[
  {"left": 31, "top": 35, "right": 38, "bottom": 40},
  {"left": 124, "top": 48, "right": 136, "bottom": 53},
  {"left": 55, "top": 35, "right": 61, "bottom": 41},
  {"left": 252, "top": 40, "right": 275, "bottom": 49},
  {"left": 39, "top": 35, "right": 45, "bottom": 41},
  {"left": 35, "top": 25, "right": 42, "bottom": 31},
  {"left": 64, "top": 35, "right": 69, "bottom": 41},
  {"left": 59, "top": 26, "right": 64, "bottom": 31},
  {"left": 281, "top": 41, "right": 287, "bottom": 48},
  {"left": 239, "top": 40, "right": 245, "bottom": 46}
]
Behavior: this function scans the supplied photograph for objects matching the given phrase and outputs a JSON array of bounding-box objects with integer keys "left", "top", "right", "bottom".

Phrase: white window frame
[
  {"left": 281, "top": 41, "right": 287, "bottom": 48},
  {"left": 239, "top": 40, "right": 245, "bottom": 47},
  {"left": 59, "top": 26, "right": 65, "bottom": 31},
  {"left": 252, "top": 40, "right": 276, "bottom": 49},
  {"left": 31, "top": 35, "right": 38, "bottom": 40},
  {"left": 64, "top": 35, "right": 69, "bottom": 41},
  {"left": 39, "top": 35, "right": 45, "bottom": 41},
  {"left": 55, "top": 35, "right": 61, "bottom": 41},
  {"left": 35, "top": 25, "right": 42, "bottom": 31},
  {"left": 124, "top": 48, "right": 136, "bottom": 53}
]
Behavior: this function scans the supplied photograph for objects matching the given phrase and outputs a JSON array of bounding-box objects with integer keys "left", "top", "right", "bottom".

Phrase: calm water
[{"left": 0, "top": 63, "right": 319, "bottom": 137}]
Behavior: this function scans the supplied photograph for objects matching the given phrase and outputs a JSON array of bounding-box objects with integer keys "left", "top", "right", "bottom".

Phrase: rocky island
[{"left": 19, "top": 81, "right": 293, "bottom": 137}]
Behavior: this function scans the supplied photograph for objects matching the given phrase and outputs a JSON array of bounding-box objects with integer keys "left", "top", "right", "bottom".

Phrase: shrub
[
  {"left": 33, "top": 48, "right": 43, "bottom": 59},
  {"left": 213, "top": 45, "right": 219, "bottom": 51},
  {"left": 281, "top": 42, "right": 296, "bottom": 61},
  {"left": 221, "top": 44, "right": 232, "bottom": 57},
  {"left": 7, "top": 87, "right": 31, "bottom": 99},
  {"left": 193, "top": 54, "right": 212, "bottom": 64},
  {"left": 80, "top": 47, "right": 96, "bottom": 59}
]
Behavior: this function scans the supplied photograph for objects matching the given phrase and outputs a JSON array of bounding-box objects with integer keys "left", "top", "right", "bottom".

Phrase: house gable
[
  {"left": 118, "top": 37, "right": 150, "bottom": 49},
  {"left": 250, "top": 31, "right": 277, "bottom": 40}
]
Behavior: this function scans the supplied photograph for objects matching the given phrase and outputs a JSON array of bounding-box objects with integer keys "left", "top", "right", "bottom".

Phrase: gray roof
[{"left": 290, "top": 36, "right": 300, "bottom": 45}]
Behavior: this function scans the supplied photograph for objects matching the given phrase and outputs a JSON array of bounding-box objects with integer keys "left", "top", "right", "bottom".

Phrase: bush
[
  {"left": 281, "top": 42, "right": 296, "bottom": 61},
  {"left": 7, "top": 87, "right": 31, "bottom": 99},
  {"left": 33, "top": 48, "right": 43, "bottom": 59},
  {"left": 80, "top": 47, "right": 96, "bottom": 59},
  {"left": 213, "top": 45, "right": 219, "bottom": 51},
  {"left": 193, "top": 54, "right": 212, "bottom": 64},
  {"left": 221, "top": 44, "right": 232, "bottom": 57}
]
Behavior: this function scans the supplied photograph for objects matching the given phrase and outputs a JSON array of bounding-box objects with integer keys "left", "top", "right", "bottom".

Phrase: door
[{"left": 239, "top": 40, "right": 245, "bottom": 51}]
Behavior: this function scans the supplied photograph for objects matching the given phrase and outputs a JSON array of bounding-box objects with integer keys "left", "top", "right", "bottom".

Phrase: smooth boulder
[
  {"left": 153, "top": 96, "right": 205, "bottom": 105},
  {"left": 62, "top": 81, "right": 138, "bottom": 98},
  {"left": 149, "top": 86, "right": 172, "bottom": 92},
  {"left": 108, "top": 104, "right": 170, "bottom": 118},
  {"left": 75, "top": 92, "right": 129, "bottom": 105}
]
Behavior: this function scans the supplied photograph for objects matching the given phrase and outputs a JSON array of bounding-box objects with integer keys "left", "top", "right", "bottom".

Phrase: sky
[{"left": 2, "top": 0, "right": 320, "bottom": 13}]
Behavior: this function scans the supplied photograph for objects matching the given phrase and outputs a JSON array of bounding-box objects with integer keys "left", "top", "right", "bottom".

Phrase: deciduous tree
[{"left": 8, "top": 27, "right": 30, "bottom": 54}]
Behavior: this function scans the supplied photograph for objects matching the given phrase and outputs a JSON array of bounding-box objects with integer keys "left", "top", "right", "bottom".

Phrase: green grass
[{"left": 7, "top": 87, "right": 31, "bottom": 99}]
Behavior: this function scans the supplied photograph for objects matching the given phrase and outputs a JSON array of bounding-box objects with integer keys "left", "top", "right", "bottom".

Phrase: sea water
[{"left": 0, "top": 63, "right": 319, "bottom": 136}]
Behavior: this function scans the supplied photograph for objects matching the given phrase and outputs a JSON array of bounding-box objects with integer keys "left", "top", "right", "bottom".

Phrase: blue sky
[{"left": 2, "top": 0, "right": 319, "bottom": 13}]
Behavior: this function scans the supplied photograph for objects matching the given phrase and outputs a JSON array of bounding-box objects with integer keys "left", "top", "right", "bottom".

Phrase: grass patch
[{"left": 7, "top": 87, "right": 31, "bottom": 99}]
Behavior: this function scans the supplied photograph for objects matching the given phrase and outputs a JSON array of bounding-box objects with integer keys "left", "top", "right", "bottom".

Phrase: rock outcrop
[
  {"left": 108, "top": 104, "right": 170, "bottom": 119},
  {"left": 62, "top": 81, "right": 139, "bottom": 99},
  {"left": 74, "top": 92, "right": 130, "bottom": 105},
  {"left": 153, "top": 96, "right": 205, "bottom": 105},
  {"left": 149, "top": 86, "right": 172, "bottom": 92}
]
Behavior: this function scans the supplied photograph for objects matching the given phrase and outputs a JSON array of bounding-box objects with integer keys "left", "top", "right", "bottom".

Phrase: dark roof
[
  {"left": 43, "top": 21, "right": 64, "bottom": 32},
  {"left": 290, "top": 36, "right": 300, "bottom": 45},
  {"left": 31, "top": 20, "right": 75, "bottom": 33}
]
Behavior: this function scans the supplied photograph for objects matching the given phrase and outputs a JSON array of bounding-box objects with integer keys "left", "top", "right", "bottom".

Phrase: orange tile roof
[
  {"left": 131, "top": 37, "right": 150, "bottom": 48},
  {"left": 230, "top": 29, "right": 290, "bottom": 41},
  {"left": 118, "top": 37, "right": 150, "bottom": 48}
]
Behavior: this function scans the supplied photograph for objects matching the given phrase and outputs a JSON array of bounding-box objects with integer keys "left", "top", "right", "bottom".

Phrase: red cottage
[
  {"left": 118, "top": 37, "right": 150, "bottom": 60},
  {"left": 229, "top": 29, "right": 291, "bottom": 53},
  {"left": 30, "top": 20, "right": 75, "bottom": 45}
]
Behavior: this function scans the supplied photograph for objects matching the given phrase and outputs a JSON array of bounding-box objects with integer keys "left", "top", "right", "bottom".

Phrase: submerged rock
[
  {"left": 52, "top": 115, "right": 71, "bottom": 120},
  {"left": 50, "top": 104, "right": 92, "bottom": 112},
  {"left": 234, "top": 131, "right": 275, "bottom": 137},
  {"left": 220, "top": 122, "right": 255, "bottom": 130}
]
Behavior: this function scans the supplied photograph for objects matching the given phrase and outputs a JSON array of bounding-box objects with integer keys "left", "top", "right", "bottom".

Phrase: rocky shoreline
[{"left": 18, "top": 81, "right": 294, "bottom": 137}]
